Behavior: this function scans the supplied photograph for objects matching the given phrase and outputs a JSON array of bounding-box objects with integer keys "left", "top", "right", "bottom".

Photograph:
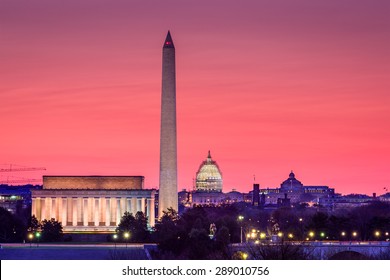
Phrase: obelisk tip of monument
[{"left": 163, "top": 30, "right": 175, "bottom": 48}]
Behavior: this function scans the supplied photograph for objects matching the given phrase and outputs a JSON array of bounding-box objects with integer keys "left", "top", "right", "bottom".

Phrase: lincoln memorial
[{"left": 31, "top": 176, "right": 155, "bottom": 232}]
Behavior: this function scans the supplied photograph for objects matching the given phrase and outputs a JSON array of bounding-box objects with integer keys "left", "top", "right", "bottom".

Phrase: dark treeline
[
  {"left": 1, "top": 201, "right": 389, "bottom": 259},
  {"left": 147, "top": 201, "right": 390, "bottom": 259}
]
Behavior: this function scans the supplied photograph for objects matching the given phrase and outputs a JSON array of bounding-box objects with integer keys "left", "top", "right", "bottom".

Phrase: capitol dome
[{"left": 195, "top": 151, "right": 223, "bottom": 192}]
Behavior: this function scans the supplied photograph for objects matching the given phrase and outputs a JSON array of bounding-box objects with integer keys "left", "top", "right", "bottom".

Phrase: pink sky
[{"left": 1, "top": 0, "right": 389, "bottom": 195}]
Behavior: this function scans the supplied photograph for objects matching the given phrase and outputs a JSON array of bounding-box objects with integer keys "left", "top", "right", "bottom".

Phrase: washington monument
[{"left": 158, "top": 31, "right": 178, "bottom": 217}]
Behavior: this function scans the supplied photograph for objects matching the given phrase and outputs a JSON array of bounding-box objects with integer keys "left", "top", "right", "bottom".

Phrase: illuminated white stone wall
[{"left": 31, "top": 189, "right": 155, "bottom": 232}]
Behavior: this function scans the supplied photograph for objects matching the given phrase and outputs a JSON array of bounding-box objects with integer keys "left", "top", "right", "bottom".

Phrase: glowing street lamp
[
  {"left": 238, "top": 216, "right": 244, "bottom": 243},
  {"left": 374, "top": 231, "right": 381, "bottom": 238},
  {"left": 124, "top": 232, "right": 130, "bottom": 248},
  {"left": 28, "top": 233, "right": 33, "bottom": 248},
  {"left": 320, "top": 232, "right": 325, "bottom": 238},
  {"left": 341, "top": 231, "right": 346, "bottom": 237},
  {"left": 113, "top": 234, "right": 118, "bottom": 249},
  {"left": 260, "top": 232, "right": 266, "bottom": 239},
  {"left": 308, "top": 231, "right": 315, "bottom": 239},
  {"left": 288, "top": 233, "right": 294, "bottom": 239},
  {"left": 242, "top": 252, "right": 248, "bottom": 260},
  {"left": 352, "top": 231, "right": 358, "bottom": 239},
  {"left": 35, "top": 232, "right": 41, "bottom": 247}
]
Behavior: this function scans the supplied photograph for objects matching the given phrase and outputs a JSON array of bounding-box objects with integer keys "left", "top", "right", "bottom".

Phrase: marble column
[
  {"left": 88, "top": 197, "right": 93, "bottom": 226},
  {"left": 141, "top": 198, "right": 146, "bottom": 214},
  {"left": 147, "top": 198, "right": 155, "bottom": 227},
  {"left": 111, "top": 198, "right": 116, "bottom": 225},
  {"left": 116, "top": 199, "right": 121, "bottom": 226},
  {"left": 41, "top": 198, "right": 46, "bottom": 220},
  {"left": 105, "top": 198, "right": 111, "bottom": 226},
  {"left": 131, "top": 197, "right": 137, "bottom": 215},
  {"left": 94, "top": 198, "right": 100, "bottom": 226},
  {"left": 83, "top": 198, "right": 88, "bottom": 226},
  {"left": 62, "top": 198, "right": 67, "bottom": 225},
  {"left": 72, "top": 198, "right": 78, "bottom": 226},
  {"left": 120, "top": 198, "right": 126, "bottom": 217},
  {"left": 32, "top": 197, "right": 36, "bottom": 218},
  {"left": 67, "top": 198, "right": 72, "bottom": 226},
  {"left": 77, "top": 198, "right": 83, "bottom": 226},
  {"left": 126, "top": 198, "right": 131, "bottom": 214}
]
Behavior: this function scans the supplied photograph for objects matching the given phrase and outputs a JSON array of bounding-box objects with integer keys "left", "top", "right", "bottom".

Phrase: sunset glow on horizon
[{"left": 1, "top": 0, "right": 389, "bottom": 195}]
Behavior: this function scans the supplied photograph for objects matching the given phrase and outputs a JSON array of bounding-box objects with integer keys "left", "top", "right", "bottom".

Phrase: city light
[
  {"left": 320, "top": 232, "right": 325, "bottom": 238},
  {"left": 260, "top": 232, "right": 266, "bottom": 239},
  {"left": 288, "top": 233, "right": 293, "bottom": 239},
  {"left": 242, "top": 252, "right": 248, "bottom": 260},
  {"left": 124, "top": 232, "right": 130, "bottom": 248},
  {"left": 352, "top": 231, "right": 358, "bottom": 237},
  {"left": 277, "top": 232, "right": 283, "bottom": 237},
  {"left": 28, "top": 233, "right": 33, "bottom": 248},
  {"left": 309, "top": 231, "right": 315, "bottom": 238},
  {"left": 341, "top": 231, "right": 346, "bottom": 237},
  {"left": 375, "top": 231, "right": 380, "bottom": 237},
  {"left": 238, "top": 216, "right": 244, "bottom": 243}
]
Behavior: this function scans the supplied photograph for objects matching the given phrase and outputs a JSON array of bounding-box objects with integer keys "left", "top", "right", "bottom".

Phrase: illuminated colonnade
[{"left": 31, "top": 189, "right": 155, "bottom": 232}]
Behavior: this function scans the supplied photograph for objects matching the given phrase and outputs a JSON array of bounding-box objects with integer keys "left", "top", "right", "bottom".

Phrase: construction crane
[
  {"left": 0, "top": 164, "right": 46, "bottom": 185},
  {"left": 0, "top": 177, "right": 42, "bottom": 184},
  {"left": 0, "top": 164, "right": 46, "bottom": 172}
]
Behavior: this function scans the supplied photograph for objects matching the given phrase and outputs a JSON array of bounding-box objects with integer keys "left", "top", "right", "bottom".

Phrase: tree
[
  {"left": 28, "top": 215, "right": 41, "bottom": 232},
  {"left": 307, "top": 212, "right": 329, "bottom": 239},
  {"left": 116, "top": 211, "right": 150, "bottom": 242},
  {"left": 0, "top": 207, "right": 25, "bottom": 242},
  {"left": 153, "top": 207, "right": 187, "bottom": 255},
  {"left": 41, "top": 218, "right": 63, "bottom": 242}
]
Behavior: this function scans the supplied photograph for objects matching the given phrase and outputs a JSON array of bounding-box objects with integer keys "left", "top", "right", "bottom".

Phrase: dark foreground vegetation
[{"left": 1, "top": 201, "right": 389, "bottom": 259}]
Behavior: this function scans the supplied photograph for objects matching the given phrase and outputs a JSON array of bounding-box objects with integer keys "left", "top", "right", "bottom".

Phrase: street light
[
  {"left": 374, "top": 231, "right": 380, "bottom": 238},
  {"left": 28, "top": 233, "right": 33, "bottom": 248},
  {"left": 124, "top": 232, "right": 130, "bottom": 248},
  {"left": 35, "top": 232, "right": 41, "bottom": 247},
  {"left": 308, "top": 231, "right": 315, "bottom": 239},
  {"left": 238, "top": 216, "right": 244, "bottom": 243},
  {"left": 113, "top": 234, "right": 118, "bottom": 249}
]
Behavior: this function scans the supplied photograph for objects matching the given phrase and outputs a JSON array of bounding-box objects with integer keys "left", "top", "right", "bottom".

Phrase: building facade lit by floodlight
[{"left": 195, "top": 151, "right": 223, "bottom": 192}]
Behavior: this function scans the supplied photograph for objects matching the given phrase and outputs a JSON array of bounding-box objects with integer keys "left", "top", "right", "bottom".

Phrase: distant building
[
  {"left": 252, "top": 184, "right": 260, "bottom": 206},
  {"left": 0, "top": 185, "right": 42, "bottom": 215},
  {"left": 195, "top": 151, "right": 223, "bottom": 192},
  {"left": 320, "top": 193, "right": 377, "bottom": 210},
  {"left": 260, "top": 171, "right": 335, "bottom": 205},
  {"left": 31, "top": 176, "right": 155, "bottom": 232}
]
